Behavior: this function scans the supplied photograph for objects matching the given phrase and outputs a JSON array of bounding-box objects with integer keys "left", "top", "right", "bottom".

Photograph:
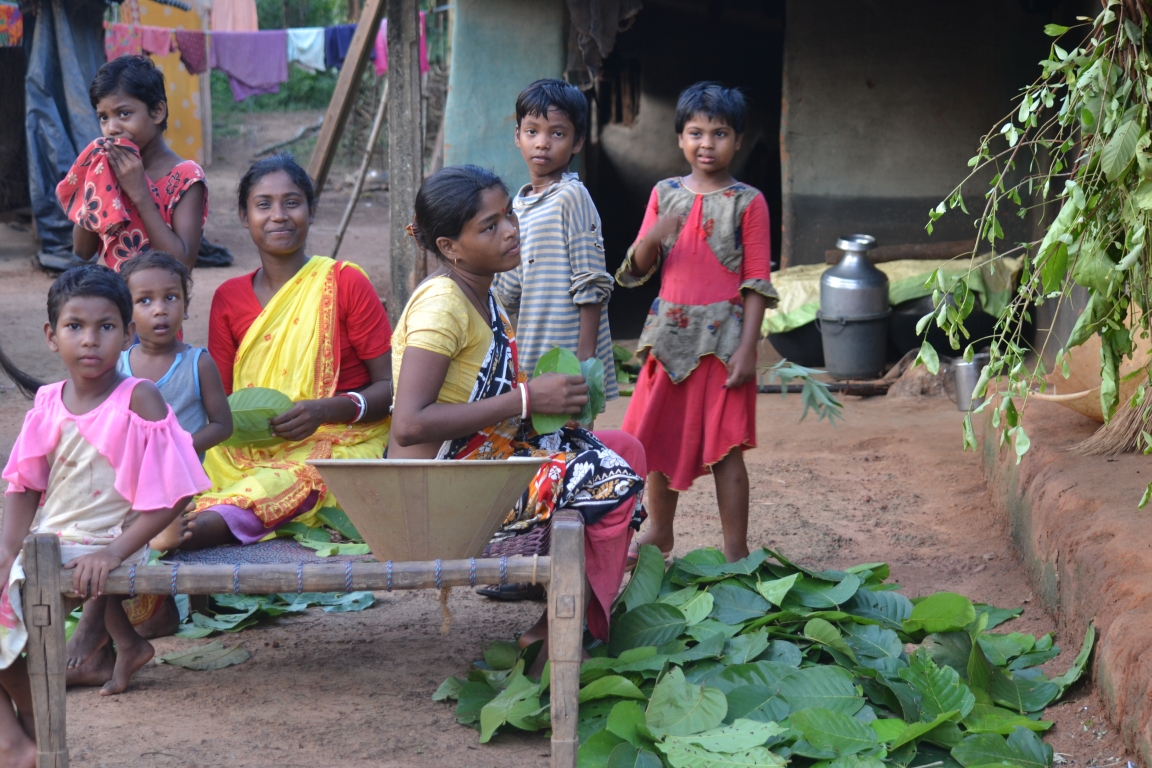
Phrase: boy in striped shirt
[{"left": 494, "top": 78, "right": 618, "bottom": 400}]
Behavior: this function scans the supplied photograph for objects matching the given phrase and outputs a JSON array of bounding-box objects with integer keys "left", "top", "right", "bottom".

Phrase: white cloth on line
[{"left": 287, "top": 27, "right": 326, "bottom": 72}]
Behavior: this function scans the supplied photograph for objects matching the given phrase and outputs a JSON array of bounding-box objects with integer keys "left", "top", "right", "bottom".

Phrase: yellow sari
[{"left": 195, "top": 256, "right": 390, "bottom": 528}]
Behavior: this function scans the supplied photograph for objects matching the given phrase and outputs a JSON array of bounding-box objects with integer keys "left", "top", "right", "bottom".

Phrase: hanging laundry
[
  {"left": 324, "top": 23, "right": 375, "bottom": 71},
  {"left": 0, "top": 2, "right": 22, "bottom": 47},
  {"left": 173, "top": 29, "right": 207, "bottom": 75},
  {"left": 105, "top": 22, "right": 143, "bottom": 60},
  {"left": 287, "top": 27, "right": 326, "bottom": 73},
  {"left": 373, "top": 12, "right": 430, "bottom": 78},
  {"left": 210, "top": 0, "right": 258, "bottom": 33},
  {"left": 210, "top": 30, "right": 289, "bottom": 102},
  {"left": 140, "top": 25, "right": 176, "bottom": 56}
]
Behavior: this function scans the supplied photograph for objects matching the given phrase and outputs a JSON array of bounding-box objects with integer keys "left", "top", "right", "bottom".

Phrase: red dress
[
  {"left": 619, "top": 178, "right": 777, "bottom": 491},
  {"left": 209, "top": 265, "right": 392, "bottom": 394}
]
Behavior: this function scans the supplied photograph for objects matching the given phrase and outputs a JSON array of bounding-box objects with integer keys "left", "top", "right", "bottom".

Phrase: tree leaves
[
  {"left": 621, "top": 544, "right": 666, "bottom": 611},
  {"left": 709, "top": 582, "right": 770, "bottom": 624},
  {"left": 220, "top": 387, "right": 293, "bottom": 447},
  {"left": 531, "top": 346, "right": 581, "bottom": 434},
  {"left": 610, "top": 603, "right": 689, "bottom": 656},
  {"left": 1101, "top": 116, "right": 1142, "bottom": 181},
  {"left": 903, "top": 592, "right": 977, "bottom": 635},
  {"left": 777, "top": 666, "right": 864, "bottom": 715},
  {"left": 952, "top": 727, "right": 1053, "bottom": 768},
  {"left": 899, "top": 651, "right": 976, "bottom": 720},
  {"left": 578, "top": 356, "right": 607, "bottom": 426},
  {"left": 789, "top": 708, "right": 879, "bottom": 756},
  {"left": 155, "top": 641, "right": 250, "bottom": 670},
  {"left": 645, "top": 668, "right": 728, "bottom": 738}
]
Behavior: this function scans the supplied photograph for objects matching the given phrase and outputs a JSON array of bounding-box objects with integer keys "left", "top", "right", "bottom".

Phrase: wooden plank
[
  {"left": 54, "top": 557, "right": 551, "bottom": 596},
  {"left": 23, "top": 534, "right": 68, "bottom": 768},
  {"left": 306, "top": 0, "right": 387, "bottom": 194},
  {"left": 824, "top": 238, "right": 977, "bottom": 265},
  {"left": 386, "top": 0, "right": 425, "bottom": 319},
  {"left": 548, "top": 510, "right": 585, "bottom": 768}
]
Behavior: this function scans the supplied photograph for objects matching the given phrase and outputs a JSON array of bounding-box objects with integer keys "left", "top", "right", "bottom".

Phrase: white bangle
[
  {"left": 519, "top": 385, "right": 529, "bottom": 421},
  {"left": 349, "top": 391, "right": 368, "bottom": 423}
]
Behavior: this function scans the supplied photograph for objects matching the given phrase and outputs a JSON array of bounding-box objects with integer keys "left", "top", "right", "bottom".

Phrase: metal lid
[{"left": 836, "top": 234, "right": 877, "bottom": 252}]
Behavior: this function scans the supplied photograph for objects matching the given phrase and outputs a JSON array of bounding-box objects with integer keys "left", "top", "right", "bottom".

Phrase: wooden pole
[
  {"left": 548, "top": 511, "right": 585, "bottom": 768},
  {"left": 387, "top": 0, "right": 425, "bottom": 320},
  {"left": 22, "top": 534, "right": 69, "bottom": 768},
  {"left": 54, "top": 556, "right": 551, "bottom": 596},
  {"left": 332, "top": 77, "right": 390, "bottom": 259},
  {"left": 307, "top": 0, "right": 387, "bottom": 194}
]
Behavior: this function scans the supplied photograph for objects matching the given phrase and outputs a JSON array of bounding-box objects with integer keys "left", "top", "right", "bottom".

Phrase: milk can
[{"left": 817, "top": 234, "right": 891, "bottom": 379}]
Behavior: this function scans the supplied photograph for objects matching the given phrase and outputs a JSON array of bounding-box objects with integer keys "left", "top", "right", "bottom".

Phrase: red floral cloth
[
  {"left": 55, "top": 137, "right": 208, "bottom": 271},
  {"left": 104, "top": 22, "right": 142, "bottom": 60}
]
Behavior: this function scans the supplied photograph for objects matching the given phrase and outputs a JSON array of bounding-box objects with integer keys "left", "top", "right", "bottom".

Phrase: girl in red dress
[
  {"left": 58, "top": 55, "right": 207, "bottom": 271},
  {"left": 618, "top": 82, "right": 778, "bottom": 563}
]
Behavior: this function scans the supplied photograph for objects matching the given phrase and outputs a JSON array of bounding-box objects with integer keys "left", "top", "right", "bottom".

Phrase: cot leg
[
  {"left": 22, "top": 534, "right": 68, "bottom": 768},
  {"left": 548, "top": 511, "right": 585, "bottom": 768}
]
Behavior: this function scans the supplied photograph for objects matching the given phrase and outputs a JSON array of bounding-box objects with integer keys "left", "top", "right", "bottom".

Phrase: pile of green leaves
[
  {"left": 221, "top": 387, "right": 293, "bottom": 448},
  {"left": 919, "top": 2, "right": 1152, "bottom": 478},
  {"left": 615, "top": 345, "right": 641, "bottom": 396},
  {"left": 434, "top": 547, "right": 1093, "bottom": 768},
  {"left": 271, "top": 507, "right": 371, "bottom": 557},
  {"left": 532, "top": 347, "right": 607, "bottom": 433},
  {"left": 174, "top": 590, "right": 375, "bottom": 639}
]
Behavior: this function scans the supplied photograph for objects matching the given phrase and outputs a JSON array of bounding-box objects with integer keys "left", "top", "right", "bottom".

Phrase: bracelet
[
  {"left": 339, "top": 391, "right": 367, "bottom": 423},
  {"left": 519, "top": 384, "right": 529, "bottom": 421}
]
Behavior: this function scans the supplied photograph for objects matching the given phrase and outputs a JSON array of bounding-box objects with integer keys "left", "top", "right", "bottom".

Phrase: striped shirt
[{"left": 494, "top": 173, "right": 618, "bottom": 399}]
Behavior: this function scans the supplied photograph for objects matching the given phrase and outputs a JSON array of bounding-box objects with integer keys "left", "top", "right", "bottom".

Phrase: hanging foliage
[{"left": 919, "top": 0, "right": 1152, "bottom": 479}]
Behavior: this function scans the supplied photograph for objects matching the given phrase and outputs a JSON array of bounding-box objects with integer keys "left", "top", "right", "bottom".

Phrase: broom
[{"left": 1068, "top": 380, "right": 1152, "bottom": 456}]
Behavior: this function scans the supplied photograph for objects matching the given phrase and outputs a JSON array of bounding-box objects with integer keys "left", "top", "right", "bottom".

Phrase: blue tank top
[{"left": 118, "top": 346, "right": 211, "bottom": 443}]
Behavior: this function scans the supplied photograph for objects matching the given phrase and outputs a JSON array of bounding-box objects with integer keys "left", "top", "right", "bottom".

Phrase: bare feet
[
  {"left": 66, "top": 602, "right": 110, "bottom": 674},
  {"left": 99, "top": 638, "right": 154, "bottom": 696},
  {"left": 133, "top": 596, "right": 180, "bottom": 641},
  {"left": 150, "top": 507, "right": 198, "bottom": 552},
  {"left": 0, "top": 731, "right": 36, "bottom": 768},
  {"left": 66, "top": 643, "right": 115, "bottom": 688}
]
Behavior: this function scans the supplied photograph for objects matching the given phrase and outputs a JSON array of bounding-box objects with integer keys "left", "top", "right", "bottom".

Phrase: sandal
[{"left": 475, "top": 583, "right": 546, "bottom": 601}]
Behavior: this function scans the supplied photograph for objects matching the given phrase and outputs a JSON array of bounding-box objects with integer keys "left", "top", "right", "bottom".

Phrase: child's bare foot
[
  {"left": 150, "top": 507, "right": 198, "bottom": 552},
  {"left": 133, "top": 596, "right": 180, "bottom": 641},
  {"left": 66, "top": 605, "right": 109, "bottom": 673},
  {"left": 66, "top": 643, "right": 115, "bottom": 688},
  {"left": 0, "top": 730, "right": 36, "bottom": 768},
  {"left": 99, "top": 637, "right": 154, "bottom": 696}
]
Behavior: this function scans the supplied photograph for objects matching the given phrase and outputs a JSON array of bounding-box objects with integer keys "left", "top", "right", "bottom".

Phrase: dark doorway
[{"left": 588, "top": 0, "right": 786, "bottom": 339}]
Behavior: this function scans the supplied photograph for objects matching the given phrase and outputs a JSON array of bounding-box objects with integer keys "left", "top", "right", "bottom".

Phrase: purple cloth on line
[
  {"left": 211, "top": 490, "right": 319, "bottom": 545},
  {"left": 209, "top": 30, "right": 288, "bottom": 102}
]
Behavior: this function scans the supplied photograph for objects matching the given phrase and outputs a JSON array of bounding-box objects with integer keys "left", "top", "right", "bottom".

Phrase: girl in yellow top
[{"left": 390, "top": 165, "right": 646, "bottom": 656}]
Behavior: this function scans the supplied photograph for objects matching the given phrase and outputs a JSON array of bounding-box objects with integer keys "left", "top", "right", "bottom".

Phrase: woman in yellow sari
[{"left": 154, "top": 155, "right": 393, "bottom": 550}]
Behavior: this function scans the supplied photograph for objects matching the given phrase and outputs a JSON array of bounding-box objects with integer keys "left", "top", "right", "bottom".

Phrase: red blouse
[{"left": 209, "top": 266, "right": 392, "bottom": 395}]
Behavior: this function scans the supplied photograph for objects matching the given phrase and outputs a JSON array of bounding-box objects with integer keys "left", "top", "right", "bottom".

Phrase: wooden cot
[{"left": 19, "top": 509, "right": 586, "bottom": 768}]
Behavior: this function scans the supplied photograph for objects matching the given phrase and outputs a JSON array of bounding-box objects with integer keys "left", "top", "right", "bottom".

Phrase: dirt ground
[{"left": 0, "top": 115, "right": 1135, "bottom": 766}]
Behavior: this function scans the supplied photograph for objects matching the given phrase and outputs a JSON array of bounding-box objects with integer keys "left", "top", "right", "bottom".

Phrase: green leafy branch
[
  {"left": 759, "top": 360, "right": 844, "bottom": 425},
  {"left": 922, "top": 1, "right": 1152, "bottom": 467}
]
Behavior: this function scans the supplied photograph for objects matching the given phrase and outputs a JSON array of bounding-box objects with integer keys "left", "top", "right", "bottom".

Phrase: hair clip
[{"left": 404, "top": 223, "right": 419, "bottom": 239}]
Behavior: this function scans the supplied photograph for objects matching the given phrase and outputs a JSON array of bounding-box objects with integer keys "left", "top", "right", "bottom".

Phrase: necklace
[{"left": 450, "top": 269, "right": 491, "bottom": 325}]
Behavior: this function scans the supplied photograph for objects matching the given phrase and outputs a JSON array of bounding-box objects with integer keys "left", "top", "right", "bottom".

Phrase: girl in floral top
[
  {"left": 617, "top": 82, "right": 777, "bottom": 563},
  {"left": 58, "top": 55, "right": 207, "bottom": 272}
]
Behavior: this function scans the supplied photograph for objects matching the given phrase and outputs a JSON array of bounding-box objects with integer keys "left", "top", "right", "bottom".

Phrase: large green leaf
[
  {"left": 580, "top": 728, "right": 626, "bottom": 766},
  {"left": 844, "top": 588, "right": 913, "bottom": 629},
  {"left": 761, "top": 640, "right": 802, "bottom": 667},
  {"left": 314, "top": 506, "right": 363, "bottom": 542},
  {"left": 777, "top": 666, "right": 864, "bottom": 715},
  {"left": 1101, "top": 116, "right": 1142, "bottom": 181},
  {"left": 963, "top": 700, "right": 1053, "bottom": 735},
  {"left": 756, "top": 573, "right": 799, "bottom": 606},
  {"left": 829, "top": 756, "right": 886, "bottom": 768},
  {"left": 532, "top": 346, "right": 581, "bottom": 434},
  {"left": 902, "top": 593, "right": 977, "bottom": 635},
  {"left": 479, "top": 672, "right": 542, "bottom": 742},
  {"left": 709, "top": 582, "right": 770, "bottom": 624},
  {"left": 432, "top": 676, "right": 465, "bottom": 702},
  {"left": 951, "top": 727, "right": 1052, "bottom": 768},
  {"left": 621, "top": 545, "right": 666, "bottom": 612},
  {"left": 723, "top": 630, "right": 770, "bottom": 665},
  {"left": 606, "top": 743, "right": 663, "bottom": 768},
  {"left": 580, "top": 675, "right": 648, "bottom": 703},
  {"left": 869, "top": 718, "right": 907, "bottom": 743},
  {"left": 678, "top": 550, "right": 769, "bottom": 582},
  {"left": 789, "top": 707, "right": 879, "bottom": 756},
  {"left": 724, "top": 684, "right": 791, "bottom": 724},
  {"left": 790, "top": 574, "right": 861, "bottom": 609},
  {"left": 578, "top": 356, "right": 607, "bottom": 426},
  {"left": 804, "top": 618, "right": 857, "bottom": 663},
  {"left": 658, "top": 741, "right": 787, "bottom": 768},
  {"left": 889, "top": 710, "right": 960, "bottom": 749},
  {"left": 154, "top": 641, "right": 250, "bottom": 670},
  {"left": 712, "top": 661, "right": 796, "bottom": 694},
  {"left": 1051, "top": 623, "right": 1095, "bottom": 695},
  {"left": 483, "top": 640, "right": 522, "bottom": 671},
  {"left": 645, "top": 667, "right": 728, "bottom": 738},
  {"left": 607, "top": 700, "right": 653, "bottom": 749},
  {"left": 973, "top": 604, "right": 1023, "bottom": 630},
  {"left": 610, "top": 603, "right": 688, "bottom": 656},
  {"left": 455, "top": 681, "right": 497, "bottom": 725},
  {"left": 221, "top": 387, "right": 293, "bottom": 446},
  {"left": 844, "top": 624, "right": 904, "bottom": 661},
  {"left": 665, "top": 719, "right": 787, "bottom": 752},
  {"left": 898, "top": 651, "right": 975, "bottom": 720},
  {"left": 988, "top": 669, "right": 1060, "bottom": 714}
]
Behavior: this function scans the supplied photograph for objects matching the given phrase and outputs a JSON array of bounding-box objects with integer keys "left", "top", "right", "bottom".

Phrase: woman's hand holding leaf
[{"left": 527, "top": 373, "right": 588, "bottom": 416}]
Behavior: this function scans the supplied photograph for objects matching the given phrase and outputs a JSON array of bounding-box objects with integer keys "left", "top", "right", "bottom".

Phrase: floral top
[
  {"left": 615, "top": 178, "right": 778, "bottom": 383},
  {"left": 55, "top": 137, "right": 208, "bottom": 271}
]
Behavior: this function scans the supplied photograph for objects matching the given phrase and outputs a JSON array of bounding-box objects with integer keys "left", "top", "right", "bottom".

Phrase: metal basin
[{"left": 307, "top": 458, "right": 546, "bottom": 562}]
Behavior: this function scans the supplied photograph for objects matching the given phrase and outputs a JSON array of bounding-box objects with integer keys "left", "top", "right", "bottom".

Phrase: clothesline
[{"left": 104, "top": 14, "right": 429, "bottom": 103}]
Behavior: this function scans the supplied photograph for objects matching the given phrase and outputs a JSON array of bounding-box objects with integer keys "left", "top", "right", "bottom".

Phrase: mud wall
[{"left": 984, "top": 402, "right": 1152, "bottom": 765}]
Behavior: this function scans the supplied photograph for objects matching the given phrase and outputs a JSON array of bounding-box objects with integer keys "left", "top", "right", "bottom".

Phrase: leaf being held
[
  {"left": 221, "top": 387, "right": 293, "bottom": 447},
  {"left": 531, "top": 346, "right": 581, "bottom": 434}
]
